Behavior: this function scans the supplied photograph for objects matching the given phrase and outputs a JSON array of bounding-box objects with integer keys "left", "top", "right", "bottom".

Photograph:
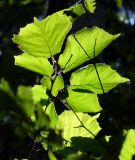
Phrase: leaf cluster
[{"left": 8, "top": 0, "right": 134, "bottom": 159}]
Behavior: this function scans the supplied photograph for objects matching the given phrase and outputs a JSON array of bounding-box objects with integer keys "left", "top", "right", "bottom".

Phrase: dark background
[{"left": 0, "top": 0, "right": 135, "bottom": 159}]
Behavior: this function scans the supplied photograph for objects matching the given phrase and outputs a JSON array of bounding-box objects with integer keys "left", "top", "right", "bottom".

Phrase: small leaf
[
  {"left": 15, "top": 53, "right": 53, "bottom": 75},
  {"left": 31, "top": 85, "right": 48, "bottom": 104},
  {"left": 117, "top": 0, "right": 123, "bottom": 8},
  {"left": 48, "top": 150, "right": 57, "bottom": 160},
  {"left": 51, "top": 74, "right": 64, "bottom": 97},
  {"left": 41, "top": 76, "right": 52, "bottom": 90},
  {"left": 0, "top": 78, "right": 14, "bottom": 98},
  {"left": 13, "top": 12, "right": 71, "bottom": 58},
  {"left": 35, "top": 105, "right": 50, "bottom": 131},
  {"left": 70, "top": 63, "right": 129, "bottom": 94},
  {"left": 45, "top": 102, "right": 59, "bottom": 128},
  {"left": 58, "top": 27, "right": 120, "bottom": 73},
  {"left": 62, "top": 4, "right": 85, "bottom": 22},
  {"left": 84, "top": 0, "right": 96, "bottom": 13},
  {"left": 119, "top": 129, "right": 135, "bottom": 160},
  {"left": 17, "top": 85, "right": 34, "bottom": 117},
  {"left": 57, "top": 111, "right": 101, "bottom": 146}
]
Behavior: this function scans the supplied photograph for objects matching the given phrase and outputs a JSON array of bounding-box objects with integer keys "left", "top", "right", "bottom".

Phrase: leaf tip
[{"left": 34, "top": 17, "right": 38, "bottom": 23}]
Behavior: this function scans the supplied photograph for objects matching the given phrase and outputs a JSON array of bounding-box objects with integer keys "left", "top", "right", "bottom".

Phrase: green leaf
[
  {"left": 84, "top": 0, "right": 96, "bottom": 13},
  {"left": 48, "top": 150, "right": 58, "bottom": 160},
  {"left": 45, "top": 102, "right": 59, "bottom": 128},
  {"left": 71, "top": 137, "right": 106, "bottom": 157},
  {"left": 119, "top": 129, "right": 135, "bottom": 160},
  {"left": 51, "top": 74, "right": 64, "bottom": 97},
  {"left": 62, "top": 4, "right": 85, "bottom": 22},
  {"left": 35, "top": 105, "right": 50, "bottom": 131},
  {"left": 13, "top": 12, "right": 72, "bottom": 58},
  {"left": 41, "top": 76, "right": 52, "bottom": 90},
  {"left": 16, "top": 85, "right": 34, "bottom": 117},
  {"left": 66, "top": 86, "right": 101, "bottom": 113},
  {"left": 31, "top": 85, "right": 48, "bottom": 104},
  {"left": 116, "top": 0, "right": 123, "bottom": 8},
  {"left": 70, "top": 63, "right": 129, "bottom": 94},
  {"left": 0, "top": 78, "right": 14, "bottom": 98},
  {"left": 58, "top": 27, "right": 120, "bottom": 73},
  {"left": 57, "top": 111, "right": 101, "bottom": 146},
  {"left": 15, "top": 53, "right": 53, "bottom": 75}
]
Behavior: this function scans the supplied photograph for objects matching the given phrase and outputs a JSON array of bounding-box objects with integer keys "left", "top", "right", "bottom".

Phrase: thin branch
[
  {"left": 28, "top": 141, "right": 36, "bottom": 160},
  {"left": 57, "top": 54, "right": 73, "bottom": 74}
]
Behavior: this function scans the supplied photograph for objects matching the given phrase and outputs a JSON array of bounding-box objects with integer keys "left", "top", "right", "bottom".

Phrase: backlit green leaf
[
  {"left": 58, "top": 27, "right": 120, "bottom": 73},
  {"left": 31, "top": 85, "right": 48, "bottom": 104},
  {"left": 61, "top": 4, "right": 85, "bottom": 22},
  {"left": 48, "top": 150, "right": 58, "bottom": 160},
  {"left": 41, "top": 76, "right": 52, "bottom": 90},
  {"left": 15, "top": 53, "right": 53, "bottom": 75},
  {"left": 57, "top": 111, "right": 101, "bottom": 146},
  {"left": 16, "top": 85, "right": 34, "bottom": 117},
  {"left": 84, "top": 0, "right": 96, "bottom": 13},
  {"left": 66, "top": 86, "right": 101, "bottom": 112},
  {"left": 0, "top": 78, "right": 14, "bottom": 98},
  {"left": 13, "top": 12, "right": 72, "bottom": 58},
  {"left": 70, "top": 63, "right": 129, "bottom": 94},
  {"left": 45, "top": 102, "right": 59, "bottom": 128},
  {"left": 119, "top": 129, "right": 135, "bottom": 160},
  {"left": 51, "top": 74, "right": 64, "bottom": 97}
]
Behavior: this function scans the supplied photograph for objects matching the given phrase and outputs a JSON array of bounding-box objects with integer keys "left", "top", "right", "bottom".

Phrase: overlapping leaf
[
  {"left": 57, "top": 111, "right": 101, "bottom": 146},
  {"left": 51, "top": 74, "right": 64, "bottom": 97},
  {"left": 61, "top": 4, "right": 85, "bottom": 22},
  {"left": 41, "top": 76, "right": 52, "bottom": 90},
  {"left": 13, "top": 12, "right": 72, "bottom": 58},
  {"left": 70, "top": 63, "right": 129, "bottom": 94},
  {"left": 31, "top": 85, "right": 48, "bottom": 104},
  {"left": 17, "top": 85, "right": 34, "bottom": 117},
  {"left": 45, "top": 102, "right": 59, "bottom": 128},
  {"left": 15, "top": 53, "right": 53, "bottom": 75},
  {"left": 66, "top": 86, "right": 101, "bottom": 112},
  {"left": 58, "top": 27, "right": 120, "bottom": 73}
]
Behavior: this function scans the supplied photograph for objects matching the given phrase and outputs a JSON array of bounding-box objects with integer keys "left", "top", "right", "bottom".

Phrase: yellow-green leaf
[
  {"left": 66, "top": 86, "right": 101, "bottom": 112},
  {"left": 70, "top": 63, "right": 129, "bottom": 94},
  {"left": 58, "top": 27, "right": 120, "bottom": 73},
  {"left": 15, "top": 53, "right": 53, "bottom": 75},
  {"left": 57, "top": 111, "right": 101, "bottom": 146},
  {"left": 13, "top": 12, "right": 71, "bottom": 58}
]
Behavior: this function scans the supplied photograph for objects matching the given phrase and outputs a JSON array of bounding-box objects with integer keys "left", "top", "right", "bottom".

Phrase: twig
[{"left": 28, "top": 141, "right": 36, "bottom": 160}]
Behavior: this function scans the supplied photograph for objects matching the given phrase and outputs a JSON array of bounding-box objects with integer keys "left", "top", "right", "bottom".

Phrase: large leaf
[
  {"left": 15, "top": 53, "right": 53, "bottom": 75},
  {"left": 57, "top": 111, "right": 101, "bottom": 146},
  {"left": 119, "top": 129, "right": 135, "bottom": 160},
  {"left": 66, "top": 86, "right": 101, "bottom": 112},
  {"left": 58, "top": 27, "right": 120, "bottom": 73},
  {"left": 70, "top": 63, "right": 129, "bottom": 94},
  {"left": 51, "top": 74, "right": 64, "bottom": 97},
  {"left": 13, "top": 12, "right": 72, "bottom": 58}
]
